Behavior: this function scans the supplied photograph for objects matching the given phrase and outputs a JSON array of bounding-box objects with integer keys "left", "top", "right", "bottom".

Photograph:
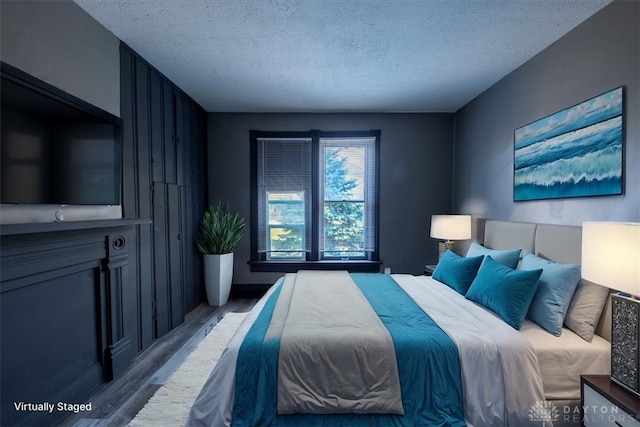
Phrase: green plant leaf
[{"left": 195, "top": 202, "right": 245, "bottom": 255}]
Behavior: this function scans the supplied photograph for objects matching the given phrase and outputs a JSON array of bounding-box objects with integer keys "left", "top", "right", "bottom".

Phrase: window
[
  {"left": 251, "top": 130, "right": 380, "bottom": 272},
  {"left": 267, "top": 191, "right": 305, "bottom": 260}
]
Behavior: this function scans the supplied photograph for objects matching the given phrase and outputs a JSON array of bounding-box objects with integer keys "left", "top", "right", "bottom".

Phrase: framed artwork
[{"left": 514, "top": 87, "right": 624, "bottom": 201}]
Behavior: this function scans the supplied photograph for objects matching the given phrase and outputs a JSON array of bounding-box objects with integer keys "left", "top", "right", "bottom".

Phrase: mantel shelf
[{"left": 0, "top": 218, "right": 151, "bottom": 236}]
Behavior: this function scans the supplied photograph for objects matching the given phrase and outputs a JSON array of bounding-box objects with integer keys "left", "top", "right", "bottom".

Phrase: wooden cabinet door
[
  {"left": 167, "top": 183, "right": 185, "bottom": 328},
  {"left": 152, "top": 182, "right": 171, "bottom": 337}
]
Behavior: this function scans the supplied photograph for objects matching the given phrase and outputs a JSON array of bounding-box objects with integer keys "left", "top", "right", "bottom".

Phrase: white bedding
[
  {"left": 394, "top": 275, "right": 546, "bottom": 427},
  {"left": 520, "top": 321, "right": 610, "bottom": 400},
  {"left": 408, "top": 275, "right": 611, "bottom": 402},
  {"left": 189, "top": 284, "right": 277, "bottom": 427},
  {"left": 189, "top": 274, "right": 552, "bottom": 427},
  {"left": 274, "top": 271, "right": 403, "bottom": 415}
]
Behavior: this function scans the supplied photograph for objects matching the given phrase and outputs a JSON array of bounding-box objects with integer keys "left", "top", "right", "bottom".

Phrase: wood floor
[{"left": 61, "top": 298, "right": 258, "bottom": 427}]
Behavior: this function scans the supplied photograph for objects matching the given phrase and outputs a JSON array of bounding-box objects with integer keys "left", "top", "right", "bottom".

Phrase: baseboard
[{"left": 105, "top": 337, "right": 134, "bottom": 381}]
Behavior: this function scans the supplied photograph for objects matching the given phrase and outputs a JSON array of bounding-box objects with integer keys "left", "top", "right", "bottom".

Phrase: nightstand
[
  {"left": 581, "top": 375, "right": 640, "bottom": 426},
  {"left": 424, "top": 264, "right": 436, "bottom": 276}
]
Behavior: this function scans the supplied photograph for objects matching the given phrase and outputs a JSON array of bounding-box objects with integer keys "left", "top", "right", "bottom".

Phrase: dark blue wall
[{"left": 207, "top": 113, "right": 455, "bottom": 283}]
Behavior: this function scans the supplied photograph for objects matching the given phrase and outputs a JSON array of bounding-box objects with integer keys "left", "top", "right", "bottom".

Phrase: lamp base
[
  {"left": 611, "top": 293, "right": 640, "bottom": 397},
  {"left": 437, "top": 241, "right": 454, "bottom": 260}
]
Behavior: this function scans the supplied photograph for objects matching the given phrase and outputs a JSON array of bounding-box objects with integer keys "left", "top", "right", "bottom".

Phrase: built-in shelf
[{"left": 0, "top": 218, "right": 151, "bottom": 236}]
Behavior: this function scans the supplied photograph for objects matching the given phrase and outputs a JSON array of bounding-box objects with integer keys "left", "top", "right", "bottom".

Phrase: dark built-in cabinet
[
  {"left": 120, "top": 44, "right": 207, "bottom": 349},
  {"left": 0, "top": 44, "right": 207, "bottom": 426}
]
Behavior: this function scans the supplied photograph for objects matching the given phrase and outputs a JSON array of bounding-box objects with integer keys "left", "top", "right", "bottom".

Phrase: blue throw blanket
[{"left": 232, "top": 273, "right": 465, "bottom": 427}]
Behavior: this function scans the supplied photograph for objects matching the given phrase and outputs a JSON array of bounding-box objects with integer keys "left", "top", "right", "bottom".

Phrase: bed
[{"left": 187, "top": 219, "right": 612, "bottom": 427}]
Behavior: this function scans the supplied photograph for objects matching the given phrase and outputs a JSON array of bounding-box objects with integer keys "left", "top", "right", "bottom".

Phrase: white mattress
[{"left": 520, "top": 320, "right": 610, "bottom": 400}]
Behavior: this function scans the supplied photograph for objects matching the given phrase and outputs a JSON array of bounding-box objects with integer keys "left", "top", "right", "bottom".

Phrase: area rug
[{"left": 129, "top": 312, "right": 247, "bottom": 426}]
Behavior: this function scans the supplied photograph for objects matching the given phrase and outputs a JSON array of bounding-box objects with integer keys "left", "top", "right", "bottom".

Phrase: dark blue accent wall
[{"left": 207, "top": 113, "right": 455, "bottom": 283}]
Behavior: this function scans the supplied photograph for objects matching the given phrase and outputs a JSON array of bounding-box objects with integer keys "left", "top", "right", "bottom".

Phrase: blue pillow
[
  {"left": 432, "top": 250, "right": 484, "bottom": 294},
  {"left": 466, "top": 242, "right": 522, "bottom": 269},
  {"left": 466, "top": 256, "right": 542, "bottom": 330},
  {"left": 520, "top": 251, "right": 581, "bottom": 336}
]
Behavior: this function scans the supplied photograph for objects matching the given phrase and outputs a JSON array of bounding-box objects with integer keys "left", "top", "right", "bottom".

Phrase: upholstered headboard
[{"left": 476, "top": 219, "right": 612, "bottom": 342}]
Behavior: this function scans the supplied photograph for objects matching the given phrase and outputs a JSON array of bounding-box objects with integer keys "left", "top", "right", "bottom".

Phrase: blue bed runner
[{"left": 232, "top": 273, "right": 465, "bottom": 427}]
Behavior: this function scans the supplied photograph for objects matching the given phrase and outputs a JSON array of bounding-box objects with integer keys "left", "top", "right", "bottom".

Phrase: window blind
[{"left": 256, "top": 137, "right": 312, "bottom": 254}]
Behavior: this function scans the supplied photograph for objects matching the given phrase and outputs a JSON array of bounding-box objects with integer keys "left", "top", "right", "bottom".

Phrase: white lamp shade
[
  {"left": 430, "top": 215, "right": 472, "bottom": 241},
  {"left": 581, "top": 221, "right": 640, "bottom": 295}
]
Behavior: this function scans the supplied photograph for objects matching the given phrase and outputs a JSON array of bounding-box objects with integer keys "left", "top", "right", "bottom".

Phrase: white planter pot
[{"left": 203, "top": 253, "right": 234, "bottom": 306}]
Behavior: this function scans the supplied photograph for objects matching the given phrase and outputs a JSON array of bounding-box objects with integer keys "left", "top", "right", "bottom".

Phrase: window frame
[{"left": 250, "top": 129, "right": 381, "bottom": 273}]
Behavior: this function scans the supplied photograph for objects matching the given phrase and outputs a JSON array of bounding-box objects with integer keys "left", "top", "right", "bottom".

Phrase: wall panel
[
  {"left": 0, "top": 225, "right": 137, "bottom": 426},
  {"left": 120, "top": 43, "right": 207, "bottom": 340}
]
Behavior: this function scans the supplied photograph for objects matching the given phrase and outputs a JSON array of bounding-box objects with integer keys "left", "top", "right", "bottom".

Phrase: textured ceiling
[{"left": 73, "top": 0, "right": 612, "bottom": 113}]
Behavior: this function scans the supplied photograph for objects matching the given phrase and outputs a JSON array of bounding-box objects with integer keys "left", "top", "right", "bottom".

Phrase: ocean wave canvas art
[{"left": 514, "top": 87, "right": 624, "bottom": 201}]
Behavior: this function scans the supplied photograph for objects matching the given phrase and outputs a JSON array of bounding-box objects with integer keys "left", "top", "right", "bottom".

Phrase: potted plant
[{"left": 195, "top": 202, "right": 245, "bottom": 306}]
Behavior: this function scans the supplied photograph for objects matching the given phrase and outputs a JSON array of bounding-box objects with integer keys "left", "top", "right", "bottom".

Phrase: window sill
[{"left": 249, "top": 260, "right": 382, "bottom": 273}]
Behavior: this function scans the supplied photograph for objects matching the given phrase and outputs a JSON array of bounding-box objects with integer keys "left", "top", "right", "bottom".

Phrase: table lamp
[
  {"left": 582, "top": 221, "right": 640, "bottom": 397},
  {"left": 430, "top": 215, "right": 471, "bottom": 260}
]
